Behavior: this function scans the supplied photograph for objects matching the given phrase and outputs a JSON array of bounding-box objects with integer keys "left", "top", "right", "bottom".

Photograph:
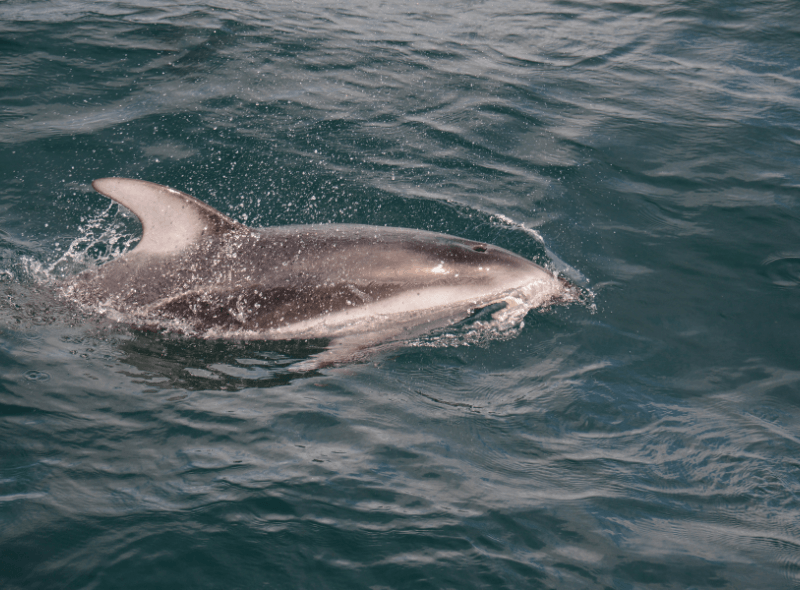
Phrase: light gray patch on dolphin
[{"left": 61, "top": 178, "right": 577, "bottom": 370}]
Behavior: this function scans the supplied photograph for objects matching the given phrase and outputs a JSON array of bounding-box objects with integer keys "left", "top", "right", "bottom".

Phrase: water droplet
[{"left": 24, "top": 371, "right": 50, "bottom": 382}]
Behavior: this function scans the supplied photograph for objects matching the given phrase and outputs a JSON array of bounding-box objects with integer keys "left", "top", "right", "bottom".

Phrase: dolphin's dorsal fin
[{"left": 92, "top": 178, "right": 241, "bottom": 255}]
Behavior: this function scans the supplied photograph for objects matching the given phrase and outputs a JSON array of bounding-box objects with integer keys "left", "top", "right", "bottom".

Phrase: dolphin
[{"left": 62, "top": 178, "right": 574, "bottom": 369}]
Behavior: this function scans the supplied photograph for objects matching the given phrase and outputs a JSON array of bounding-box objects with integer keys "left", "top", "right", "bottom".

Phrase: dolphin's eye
[{"left": 472, "top": 245, "right": 487, "bottom": 253}]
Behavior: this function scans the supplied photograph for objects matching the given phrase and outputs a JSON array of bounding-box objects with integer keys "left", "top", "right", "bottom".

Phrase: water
[{"left": 2, "top": 1, "right": 799, "bottom": 588}]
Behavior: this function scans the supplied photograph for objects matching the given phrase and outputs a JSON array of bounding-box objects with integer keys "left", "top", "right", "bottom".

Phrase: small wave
[
  {"left": 490, "top": 212, "right": 591, "bottom": 287},
  {"left": 762, "top": 252, "right": 800, "bottom": 289}
]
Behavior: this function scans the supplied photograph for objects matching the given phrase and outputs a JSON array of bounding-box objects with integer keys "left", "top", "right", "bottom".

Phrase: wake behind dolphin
[{"left": 61, "top": 178, "right": 577, "bottom": 369}]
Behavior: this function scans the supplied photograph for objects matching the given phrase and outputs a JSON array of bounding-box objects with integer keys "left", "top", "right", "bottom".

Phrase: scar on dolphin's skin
[{"left": 61, "top": 178, "right": 576, "bottom": 370}]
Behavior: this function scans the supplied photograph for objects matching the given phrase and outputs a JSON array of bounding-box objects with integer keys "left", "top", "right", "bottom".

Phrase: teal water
[{"left": 2, "top": 1, "right": 800, "bottom": 588}]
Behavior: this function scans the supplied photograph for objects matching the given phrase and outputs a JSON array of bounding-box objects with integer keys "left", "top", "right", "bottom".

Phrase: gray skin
[{"left": 63, "top": 179, "right": 569, "bottom": 365}]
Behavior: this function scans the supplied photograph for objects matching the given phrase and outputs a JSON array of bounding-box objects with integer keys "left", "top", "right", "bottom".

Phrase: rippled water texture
[{"left": 2, "top": 1, "right": 800, "bottom": 588}]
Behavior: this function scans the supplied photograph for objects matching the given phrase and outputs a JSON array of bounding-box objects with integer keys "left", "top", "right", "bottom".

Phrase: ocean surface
[{"left": 2, "top": 1, "right": 799, "bottom": 588}]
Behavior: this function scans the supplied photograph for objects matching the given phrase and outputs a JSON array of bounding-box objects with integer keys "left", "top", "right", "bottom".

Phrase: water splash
[
  {"left": 24, "top": 203, "right": 139, "bottom": 284},
  {"left": 491, "top": 212, "right": 590, "bottom": 287},
  {"left": 413, "top": 275, "right": 584, "bottom": 350}
]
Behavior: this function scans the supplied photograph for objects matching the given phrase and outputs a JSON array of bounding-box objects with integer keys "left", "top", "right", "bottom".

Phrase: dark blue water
[{"left": 2, "top": 1, "right": 800, "bottom": 588}]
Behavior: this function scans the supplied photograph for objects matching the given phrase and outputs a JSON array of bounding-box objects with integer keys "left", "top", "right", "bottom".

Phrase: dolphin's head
[{"left": 397, "top": 233, "right": 555, "bottom": 288}]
